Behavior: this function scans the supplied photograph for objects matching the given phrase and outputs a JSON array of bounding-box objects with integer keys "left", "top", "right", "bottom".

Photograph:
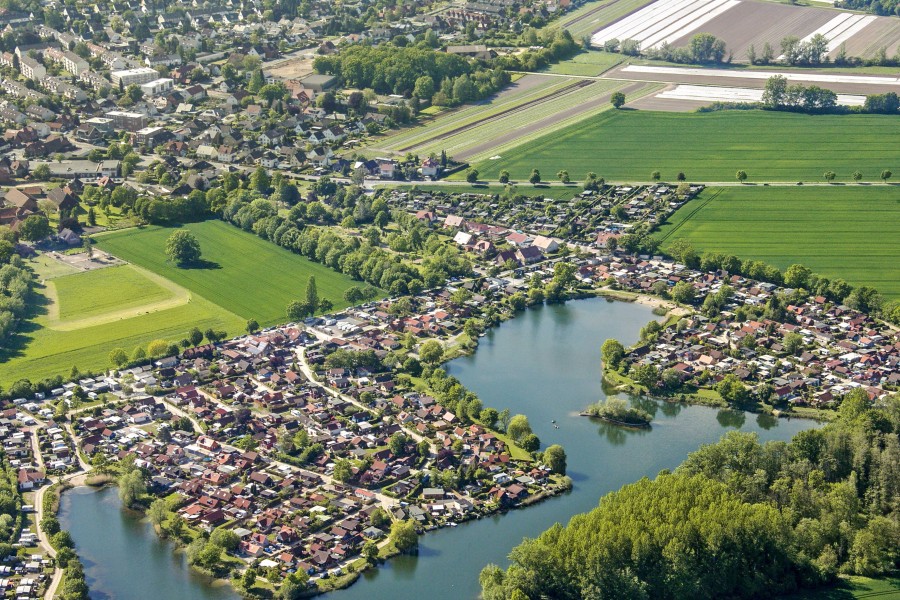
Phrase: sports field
[
  {"left": 0, "top": 220, "right": 371, "bottom": 387},
  {"left": 95, "top": 220, "right": 366, "bottom": 325},
  {"left": 654, "top": 186, "right": 900, "bottom": 298},
  {"left": 470, "top": 110, "right": 900, "bottom": 183}
]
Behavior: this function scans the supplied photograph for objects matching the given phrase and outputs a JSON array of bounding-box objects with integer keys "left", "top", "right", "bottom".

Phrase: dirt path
[{"left": 44, "top": 264, "right": 192, "bottom": 332}]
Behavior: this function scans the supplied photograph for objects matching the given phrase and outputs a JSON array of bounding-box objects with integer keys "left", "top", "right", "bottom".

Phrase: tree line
[{"left": 481, "top": 393, "right": 900, "bottom": 599}]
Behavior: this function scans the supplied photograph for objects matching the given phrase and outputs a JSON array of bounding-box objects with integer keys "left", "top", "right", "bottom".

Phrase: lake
[
  {"left": 60, "top": 298, "right": 820, "bottom": 600},
  {"left": 58, "top": 486, "right": 239, "bottom": 600}
]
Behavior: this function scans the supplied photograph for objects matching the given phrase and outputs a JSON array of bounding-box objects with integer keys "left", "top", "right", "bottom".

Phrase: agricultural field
[
  {"left": 589, "top": 0, "right": 900, "bottom": 62},
  {"left": 469, "top": 110, "right": 900, "bottom": 183},
  {"left": 368, "top": 71, "right": 658, "bottom": 162},
  {"left": 654, "top": 186, "right": 900, "bottom": 298},
  {"left": 541, "top": 50, "right": 624, "bottom": 76},
  {"left": 95, "top": 220, "right": 369, "bottom": 326},
  {"left": 550, "top": 0, "right": 655, "bottom": 41}
]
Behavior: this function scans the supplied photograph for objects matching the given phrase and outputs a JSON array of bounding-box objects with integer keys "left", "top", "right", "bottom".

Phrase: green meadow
[
  {"left": 470, "top": 110, "right": 900, "bottom": 183},
  {"left": 95, "top": 220, "right": 366, "bottom": 325},
  {"left": 655, "top": 186, "right": 900, "bottom": 298}
]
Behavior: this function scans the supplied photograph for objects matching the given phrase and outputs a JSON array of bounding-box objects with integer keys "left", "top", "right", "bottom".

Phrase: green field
[
  {"left": 0, "top": 290, "right": 242, "bottom": 387},
  {"left": 654, "top": 187, "right": 900, "bottom": 298},
  {"left": 541, "top": 50, "right": 623, "bottom": 76},
  {"left": 469, "top": 110, "right": 900, "bottom": 182},
  {"left": 0, "top": 220, "right": 373, "bottom": 387},
  {"left": 550, "top": 0, "right": 654, "bottom": 40},
  {"left": 95, "top": 220, "right": 368, "bottom": 325},
  {"left": 780, "top": 576, "right": 900, "bottom": 599},
  {"left": 53, "top": 265, "right": 175, "bottom": 322}
]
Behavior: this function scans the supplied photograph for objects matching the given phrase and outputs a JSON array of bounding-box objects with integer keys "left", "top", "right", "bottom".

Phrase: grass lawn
[
  {"left": 779, "top": 576, "right": 900, "bottom": 599},
  {"left": 52, "top": 265, "right": 175, "bottom": 322},
  {"left": 95, "top": 220, "right": 372, "bottom": 325},
  {"left": 469, "top": 110, "right": 900, "bottom": 183},
  {"left": 0, "top": 286, "right": 242, "bottom": 387},
  {"left": 654, "top": 187, "right": 900, "bottom": 299}
]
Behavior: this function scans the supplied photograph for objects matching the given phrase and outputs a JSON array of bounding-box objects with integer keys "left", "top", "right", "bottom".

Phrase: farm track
[{"left": 395, "top": 80, "right": 593, "bottom": 153}]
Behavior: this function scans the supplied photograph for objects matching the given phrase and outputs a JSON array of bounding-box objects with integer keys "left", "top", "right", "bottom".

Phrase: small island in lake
[{"left": 582, "top": 398, "right": 652, "bottom": 428}]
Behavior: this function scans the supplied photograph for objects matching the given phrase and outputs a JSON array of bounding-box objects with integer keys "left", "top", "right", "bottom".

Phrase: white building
[
  {"left": 140, "top": 77, "right": 174, "bottom": 97},
  {"left": 110, "top": 67, "right": 159, "bottom": 86}
]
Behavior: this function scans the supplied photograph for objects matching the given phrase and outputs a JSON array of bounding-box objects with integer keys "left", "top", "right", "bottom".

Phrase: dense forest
[
  {"left": 313, "top": 44, "right": 510, "bottom": 104},
  {"left": 481, "top": 391, "right": 900, "bottom": 599}
]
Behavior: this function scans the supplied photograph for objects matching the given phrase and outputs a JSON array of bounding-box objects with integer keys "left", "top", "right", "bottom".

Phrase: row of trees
[
  {"left": 482, "top": 395, "right": 900, "bottom": 599},
  {"left": 0, "top": 259, "right": 35, "bottom": 348}
]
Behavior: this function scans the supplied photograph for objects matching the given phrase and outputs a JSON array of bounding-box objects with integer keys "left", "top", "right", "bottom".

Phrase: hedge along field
[
  {"left": 470, "top": 110, "right": 900, "bottom": 183},
  {"left": 95, "top": 220, "right": 368, "bottom": 326},
  {"left": 654, "top": 186, "right": 900, "bottom": 299}
]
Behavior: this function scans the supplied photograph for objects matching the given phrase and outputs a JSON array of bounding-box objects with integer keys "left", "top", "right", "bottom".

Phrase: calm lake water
[
  {"left": 59, "top": 486, "right": 239, "bottom": 600},
  {"left": 60, "top": 298, "right": 820, "bottom": 600}
]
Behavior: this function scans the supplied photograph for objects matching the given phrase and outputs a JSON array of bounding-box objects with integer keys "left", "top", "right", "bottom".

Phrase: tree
[
  {"left": 671, "top": 281, "right": 696, "bottom": 304},
  {"left": 543, "top": 444, "right": 567, "bottom": 474},
  {"left": 852, "top": 170, "right": 863, "bottom": 182},
  {"left": 529, "top": 169, "right": 541, "bottom": 185},
  {"left": 333, "top": 458, "right": 353, "bottom": 482},
  {"left": 305, "top": 276, "right": 318, "bottom": 315},
  {"left": 117, "top": 469, "right": 146, "bottom": 509},
  {"left": 610, "top": 91, "right": 625, "bottom": 108},
  {"left": 651, "top": 170, "right": 661, "bottom": 182},
  {"left": 189, "top": 327, "right": 203, "bottom": 346},
  {"left": 390, "top": 520, "right": 418, "bottom": 552},
  {"left": 32, "top": 163, "right": 52, "bottom": 180},
  {"left": 250, "top": 166, "right": 270, "bottom": 194},
  {"left": 210, "top": 528, "right": 240, "bottom": 552},
  {"left": 736, "top": 170, "right": 748, "bottom": 184},
  {"left": 165, "top": 230, "right": 202, "bottom": 266},
  {"left": 880, "top": 170, "right": 891, "bottom": 183},
  {"left": 108, "top": 347, "right": 128, "bottom": 367},
  {"left": 507, "top": 414, "right": 532, "bottom": 442},
  {"left": 18, "top": 215, "right": 51, "bottom": 242},
  {"left": 246, "top": 319, "right": 259, "bottom": 334},
  {"left": 784, "top": 264, "right": 812, "bottom": 289},
  {"left": 419, "top": 339, "right": 443, "bottom": 364},
  {"left": 499, "top": 170, "right": 510, "bottom": 184},
  {"left": 762, "top": 75, "right": 788, "bottom": 108},
  {"left": 783, "top": 332, "right": 803, "bottom": 356},
  {"left": 557, "top": 170, "right": 570, "bottom": 184},
  {"left": 363, "top": 540, "right": 379, "bottom": 563},
  {"left": 466, "top": 168, "right": 479, "bottom": 183},
  {"left": 286, "top": 300, "right": 309, "bottom": 322},
  {"left": 689, "top": 33, "right": 727, "bottom": 63},
  {"left": 147, "top": 498, "right": 169, "bottom": 528},
  {"left": 823, "top": 171, "right": 836, "bottom": 183},
  {"left": 601, "top": 339, "right": 625, "bottom": 369}
]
